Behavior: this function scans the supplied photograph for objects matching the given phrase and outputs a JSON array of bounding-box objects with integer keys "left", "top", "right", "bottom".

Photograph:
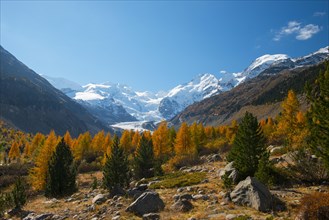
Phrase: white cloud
[
  {"left": 220, "top": 70, "right": 227, "bottom": 74},
  {"left": 314, "top": 12, "right": 326, "bottom": 17},
  {"left": 296, "top": 24, "right": 321, "bottom": 40},
  {"left": 273, "top": 21, "right": 321, "bottom": 41}
]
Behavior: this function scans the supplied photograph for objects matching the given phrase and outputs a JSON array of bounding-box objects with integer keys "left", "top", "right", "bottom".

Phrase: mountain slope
[
  {"left": 0, "top": 46, "right": 109, "bottom": 136},
  {"left": 170, "top": 61, "right": 328, "bottom": 127},
  {"left": 43, "top": 46, "right": 328, "bottom": 127}
]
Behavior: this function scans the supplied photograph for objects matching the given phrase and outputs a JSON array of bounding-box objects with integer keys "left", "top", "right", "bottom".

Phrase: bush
[
  {"left": 0, "top": 163, "right": 32, "bottom": 188},
  {"left": 0, "top": 191, "right": 12, "bottom": 217},
  {"left": 287, "top": 148, "right": 328, "bottom": 184},
  {"left": 11, "top": 176, "right": 26, "bottom": 209},
  {"left": 221, "top": 172, "right": 233, "bottom": 191},
  {"left": 298, "top": 192, "right": 329, "bottom": 219},
  {"left": 78, "top": 160, "right": 101, "bottom": 173},
  {"left": 255, "top": 151, "right": 274, "bottom": 186},
  {"left": 167, "top": 155, "right": 201, "bottom": 171}
]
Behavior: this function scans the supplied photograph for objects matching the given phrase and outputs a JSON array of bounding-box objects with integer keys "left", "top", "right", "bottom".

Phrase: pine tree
[
  {"left": 227, "top": 112, "right": 266, "bottom": 180},
  {"left": 45, "top": 138, "right": 77, "bottom": 198},
  {"left": 255, "top": 151, "right": 274, "bottom": 186},
  {"left": 307, "top": 64, "right": 329, "bottom": 171},
  {"left": 133, "top": 134, "right": 155, "bottom": 179},
  {"left": 103, "top": 135, "right": 130, "bottom": 191}
]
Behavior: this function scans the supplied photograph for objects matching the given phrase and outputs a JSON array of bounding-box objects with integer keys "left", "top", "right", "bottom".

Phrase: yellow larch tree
[
  {"left": 64, "top": 131, "right": 73, "bottom": 148},
  {"left": 174, "top": 122, "right": 196, "bottom": 156},
  {"left": 91, "top": 130, "right": 105, "bottom": 155},
  {"left": 131, "top": 131, "right": 141, "bottom": 151},
  {"left": 152, "top": 121, "right": 171, "bottom": 160},
  {"left": 30, "top": 132, "right": 46, "bottom": 159},
  {"left": 276, "top": 90, "right": 303, "bottom": 148},
  {"left": 72, "top": 131, "right": 92, "bottom": 161},
  {"left": 8, "top": 141, "right": 21, "bottom": 160},
  {"left": 120, "top": 130, "right": 132, "bottom": 154},
  {"left": 29, "top": 130, "right": 58, "bottom": 191}
]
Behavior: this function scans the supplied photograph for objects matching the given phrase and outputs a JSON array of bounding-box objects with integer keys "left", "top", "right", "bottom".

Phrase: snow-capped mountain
[
  {"left": 71, "top": 82, "right": 166, "bottom": 122},
  {"left": 43, "top": 46, "right": 328, "bottom": 128},
  {"left": 159, "top": 46, "right": 328, "bottom": 119},
  {"left": 159, "top": 73, "right": 225, "bottom": 119}
]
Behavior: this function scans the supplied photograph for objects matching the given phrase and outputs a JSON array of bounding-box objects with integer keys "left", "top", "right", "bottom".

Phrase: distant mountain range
[
  {"left": 1, "top": 45, "right": 328, "bottom": 134},
  {"left": 43, "top": 46, "right": 328, "bottom": 130},
  {"left": 0, "top": 46, "right": 110, "bottom": 136}
]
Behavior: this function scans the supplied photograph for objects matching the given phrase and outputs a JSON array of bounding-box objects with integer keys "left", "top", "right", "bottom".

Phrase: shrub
[
  {"left": 221, "top": 172, "right": 233, "bottom": 191},
  {"left": 255, "top": 151, "right": 274, "bottom": 186},
  {"left": 78, "top": 160, "right": 101, "bottom": 173},
  {"left": 167, "top": 155, "right": 201, "bottom": 171},
  {"left": 287, "top": 148, "right": 328, "bottom": 184},
  {"left": 0, "top": 191, "right": 12, "bottom": 217},
  {"left": 298, "top": 192, "right": 329, "bottom": 219},
  {"left": 11, "top": 176, "right": 26, "bottom": 209}
]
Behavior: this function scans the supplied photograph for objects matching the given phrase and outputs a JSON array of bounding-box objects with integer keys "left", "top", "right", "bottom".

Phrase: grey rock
[
  {"left": 136, "top": 184, "right": 148, "bottom": 191},
  {"left": 171, "top": 199, "right": 193, "bottom": 212},
  {"left": 92, "top": 194, "right": 107, "bottom": 205},
  {"left": 127, "top": 188, "right": 143, "bottom": 199},
  {"left": 173, "top": 193, "right": 193, "bottom": 202},
  {"left": 23, "top": 213, "right": 54, "bottom": 220},
  {"left": 109, "top": 186, "right": 125, "bottom": 198},
  {"left": 192, "top": 194, "right": 209, "bottom": 201},
  {"left": 142, "top": 213, "right": 160, "bottom": 220},
  {"left": 225, "top": 214, "right": 237, "bottom": 220},
  {"left": 126, "top": 192, "right": 165, "bottom": 216},
  {"left": 209, "top": 154, "right": 222, "bottom": 162},
  {"left": 219, "top": 162, "right": 240, "bottom": 184},
  {"left": 112, "top": 216, "right": 120, "bottom": 220},
  {"left": 230, "top": 176, "right": 273, "bottom": 212}
]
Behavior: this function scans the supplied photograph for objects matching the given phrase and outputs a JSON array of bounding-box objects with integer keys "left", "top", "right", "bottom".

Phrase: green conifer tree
[
  {"left": 133, "top": 134, "right": 155, "bottom": 179},
  {"left": 307, "top": 63, "right": 329, "bottom": 171},
  {"left": 45, "top": 138, "right": 77, "bottom": 198},
  {"left": 227, "top": 112, "right": 266, "bottom": 180},
  {"left": 103, "top": 135, "right": 130, "bottom": 191},
  {"left": 255, "top": 151, "right": 274, "bottom": 186}
]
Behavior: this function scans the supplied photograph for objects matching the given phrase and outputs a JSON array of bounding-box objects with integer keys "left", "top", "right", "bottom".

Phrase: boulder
[
  {"left": 230, "top": 176, "right": 273, "bottom": 212},
  {"left": 173, "top": 193, "right": 193, "bottom": 202},
  {"left": 126, "top": 192, "right": 165, "bottom": 216},
  {"left": 219, "top": 162, "right": 240, "bottom": 183},
  {"left": 92, "top": 194, "right": 107, "bottom": 204},
  {"left": 171, "top": 199, "right": 193, "bottom": 212},
  {"left": 109, "top": 186, "right": 126, "bottom": 198},
  {"left": 142, "top": 213, "right": 160, "bottom": 220}
]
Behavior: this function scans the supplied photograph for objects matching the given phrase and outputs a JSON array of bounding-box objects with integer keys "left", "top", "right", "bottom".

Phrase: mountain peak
[{"left": 242, "top": 53, "right": 290, "bottom": 77}]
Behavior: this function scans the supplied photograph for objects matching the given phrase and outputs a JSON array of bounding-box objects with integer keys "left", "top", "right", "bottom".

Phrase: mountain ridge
[
  {"left": 45, "top": 46, "right": 328, "bottom": 128},
  {"left": 0, "top": 46, "right": 110, "bottom": 136}
]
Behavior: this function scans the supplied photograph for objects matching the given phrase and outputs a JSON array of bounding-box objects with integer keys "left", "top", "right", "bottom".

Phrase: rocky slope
[
  {"left": 0, "top": 46, "right": 109, "bottom": 136},
  {"left": 170, "top": 61, "right": 328, "bottom": 127}
]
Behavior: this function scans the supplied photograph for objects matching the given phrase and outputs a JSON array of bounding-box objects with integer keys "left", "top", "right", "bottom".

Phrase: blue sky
[{"left": 1, "top": 1, "right": 328, "bottom": 92}]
